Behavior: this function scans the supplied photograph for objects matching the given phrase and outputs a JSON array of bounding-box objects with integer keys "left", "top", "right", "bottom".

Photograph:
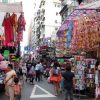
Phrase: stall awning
[
  {"left": 0, "top": 2, "right": 23, "bottom": 13},
  {"left": 57, "top": 0, "right": 100, "bottom": 37}
]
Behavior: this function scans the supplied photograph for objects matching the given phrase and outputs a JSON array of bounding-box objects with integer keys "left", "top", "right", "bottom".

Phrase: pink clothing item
[
  {"left": 2, "top": 17, "right": 14, "bottom": 45},
  {"left": 17, "top": 14, "right": 26, "bottom": 42},
  {"left": 17, "top": 14, "right": 26, "bottom": 32}
]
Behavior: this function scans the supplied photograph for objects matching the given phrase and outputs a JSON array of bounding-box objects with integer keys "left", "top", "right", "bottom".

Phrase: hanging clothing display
[
  {"left": 10, "top": 13, "right": 18, "bottom": 41},
  {"left": 17, "top": 12, "right": 26, "bottom": 42},
  {"left": 2, "top": 12, "right": 14, "bottom": 45},
  {"left": 2, "top": 12, "right": 26, "bottom": 46}
]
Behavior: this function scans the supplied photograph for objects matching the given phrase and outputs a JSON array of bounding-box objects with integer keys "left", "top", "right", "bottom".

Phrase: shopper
[
  {"left": 19, "top": 67, "right": 23, "bottom": 80},
  {"left": 4, "top": 64, "right": 16, "bottom": 100},
  {"left": 50, "top": 67, "right": 62, "bottom": 95},
  {"left": 62, "top": 63, "right": 75, "bottom": 100},
  {"left": 13, "top": 77, "right": 22, "bottom": 100},
  {"left": 28, "top": 65, "right": 35, "bottom": 84},
  {"left": 40, "top": 61, "right": 44, "bottom": 81},
  {"left": 35, "top": 62, "right": 41, "bottom": 82}
]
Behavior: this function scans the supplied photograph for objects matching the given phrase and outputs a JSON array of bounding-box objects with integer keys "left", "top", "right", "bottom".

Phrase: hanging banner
[{"left": 0, "top": 2, "right": 23, "bottom": 13}]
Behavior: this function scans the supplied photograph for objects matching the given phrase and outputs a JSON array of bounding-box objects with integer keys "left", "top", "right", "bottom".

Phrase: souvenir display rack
[{"left": 74, "top": 55, "right": 97, "bottom": 98}]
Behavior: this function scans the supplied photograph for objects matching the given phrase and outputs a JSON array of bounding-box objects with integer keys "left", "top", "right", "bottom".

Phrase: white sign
[{"left": 30, "top": 85, "right": 56, "bottom": 98}]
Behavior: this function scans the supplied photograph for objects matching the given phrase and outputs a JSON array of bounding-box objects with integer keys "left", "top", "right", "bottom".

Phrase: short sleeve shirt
[
  {"left": 35, "top": 64, "right": 41, "bottom": 71},
  {"left": 62, "top": 71, "right": 75, "bottom": 90}
]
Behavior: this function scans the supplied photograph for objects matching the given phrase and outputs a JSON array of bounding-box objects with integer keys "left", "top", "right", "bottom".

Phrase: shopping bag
[
  {"left": 96, "top": 87, "right": 100, "bottom": 98},
  {"left": 28, "top": 69, "right": 32, "bottom": 75}
]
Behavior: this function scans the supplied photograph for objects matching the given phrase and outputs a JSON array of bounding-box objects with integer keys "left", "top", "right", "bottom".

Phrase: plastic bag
[{"left": 95, "top": 87, "right": 100, "bottom": 98}]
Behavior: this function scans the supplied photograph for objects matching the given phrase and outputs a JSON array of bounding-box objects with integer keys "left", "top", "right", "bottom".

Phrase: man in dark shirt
[{"left": 62, "top": 63, "right": 75, "bottom": 100}]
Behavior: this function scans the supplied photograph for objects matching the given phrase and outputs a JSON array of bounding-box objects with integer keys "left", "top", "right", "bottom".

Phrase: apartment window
[
  {"left": 57, "top": 4, "right": 60, "bottom": 7},
  {"left": 2, "top": 0, "right": 8, "bottom": 3},
  {"left": 42, "top": 9, "right": 45, "bottom": 13},
  {"left": 56, "top": 12, "right": 58, "bottom": 15},
  {"left": 55, "top": 20, "right": 58, "bottom": 23},
  {"left": 43, "top": 17, "right": 45, "bottom": 21},
  {"left": 43, "top": 1, "right": 45, "bottom": 5},
  {"left": 55, "top": 27, "right": 58, "bottom": 30}
]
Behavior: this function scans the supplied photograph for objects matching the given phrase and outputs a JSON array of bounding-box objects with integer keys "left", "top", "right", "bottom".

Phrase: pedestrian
[
  {"left": 62, "top": 63, "right": 75, "bottom": 100},
  {"left": 35, "top": 62, "right": 41, "bottom": 82},
  {"left": 28, "top": 65, "right": 35, "bottom": 84},
  {"left": 13, "top": 77, "right": 22, "bottom": 100},
  {"left": 22, "top": 64, "right": 27, "bottom": 83},
  {"left": 50, "top": 67, "right": 62, "bottom": 95},
  {"left": 40, "top": 61, "right": 44, "bottom": 81},
  {"left": 26, "top": 61, "right": 32, "bottom": 81},
  {"left": 4, "top": 64, "right": 16, "bottom": 100},
  {"left": 19, "top": 67, "right": 23, "bottom": 79}
]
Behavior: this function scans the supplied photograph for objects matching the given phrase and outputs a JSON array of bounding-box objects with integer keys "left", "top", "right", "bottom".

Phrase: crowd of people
[{"left": 1, "top": 58, "right": 100, "bottom": 100}]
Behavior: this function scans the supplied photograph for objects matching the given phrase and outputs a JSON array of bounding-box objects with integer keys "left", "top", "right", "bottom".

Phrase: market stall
[
  {"left": 0, "top": 2, "right": 25, "bottom": 60},
  {"left": 0, "top": 59, "right": 10, "bottom": 93},
  {"left": 0, "top": 2, "right": 25, "bottom": 93},
  {"left": 56, "top": 1, "right": 100, "bottom": 98},
  {"left": 73, "top": 55, "right": 97, "bottom": 97}
]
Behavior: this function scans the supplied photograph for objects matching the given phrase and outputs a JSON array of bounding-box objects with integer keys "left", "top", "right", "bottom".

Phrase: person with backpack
[{"left": 50, "top": 66, "right": 62, "bottom": 96}]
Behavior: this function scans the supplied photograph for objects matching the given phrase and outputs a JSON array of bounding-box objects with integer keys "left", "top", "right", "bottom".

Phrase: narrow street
[{"left": 0, "top": 78, "right": 94, "bottom": 100}]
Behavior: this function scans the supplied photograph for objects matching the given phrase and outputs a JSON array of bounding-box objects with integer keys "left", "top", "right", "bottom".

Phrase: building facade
[
  {"left": 60, "top": 0, "right": 99, "bottom": 23},
  {"left": 31, "top": 0, "right": 61, "bottom": 50},
  {"left": 0, "top": 0, "right": 15, "bottom": 3},
  {"left": 0, "top": 0, "right": 16, "bottom": 34},
  {"left": 83, "top": 0, "right": 99, "bottom": 3},
  {"left": 60, "top": 0, "right": 78, "bottom": 23}
]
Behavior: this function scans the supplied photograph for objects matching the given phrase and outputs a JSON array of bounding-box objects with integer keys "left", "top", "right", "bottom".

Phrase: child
[{"left": 13, "top": 77, "right": 22, "bottom": 100}]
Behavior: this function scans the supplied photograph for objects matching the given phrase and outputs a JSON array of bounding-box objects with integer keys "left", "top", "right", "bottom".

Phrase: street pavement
[{"left": 0, "top": 78, "right": 94, "bottom": 100}]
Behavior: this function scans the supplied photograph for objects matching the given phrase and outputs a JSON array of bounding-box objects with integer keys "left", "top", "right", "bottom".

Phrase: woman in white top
[{"left": 4, "top": 64, "right": 16, "bottom": 100}]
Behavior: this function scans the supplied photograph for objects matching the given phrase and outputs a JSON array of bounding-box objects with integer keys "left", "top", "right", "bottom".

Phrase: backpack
[{"left": 53, "top": 69, "right": 58, "bottom": 76}]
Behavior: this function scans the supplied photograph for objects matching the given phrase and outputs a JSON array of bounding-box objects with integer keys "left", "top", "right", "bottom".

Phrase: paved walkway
[{"left": 0, "top": 78, "right": 95, "bottom": 100}]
